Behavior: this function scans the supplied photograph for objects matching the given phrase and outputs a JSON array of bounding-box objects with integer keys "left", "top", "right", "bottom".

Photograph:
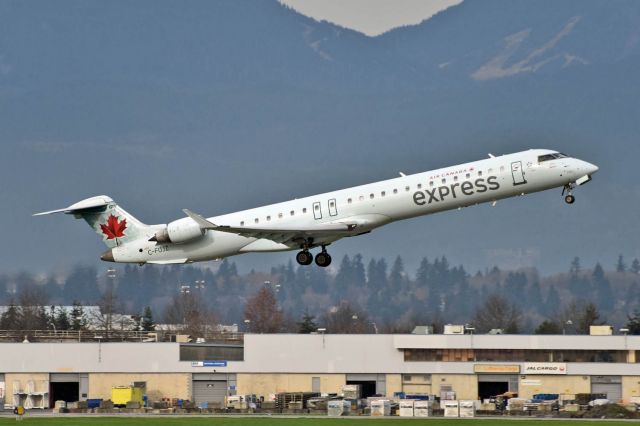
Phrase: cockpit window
[{"left": 538, "top": 152, "right": 569, "bottom": 163}]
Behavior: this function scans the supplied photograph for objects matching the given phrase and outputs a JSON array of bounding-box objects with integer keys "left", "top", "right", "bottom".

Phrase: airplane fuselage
[{"left": 107, "top": 149, "right": 598, "bottom": 265}]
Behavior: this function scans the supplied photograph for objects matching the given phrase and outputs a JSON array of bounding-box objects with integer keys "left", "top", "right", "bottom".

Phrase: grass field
[{"left": 0, "top": 417, "right": 636, "bottom": 426}]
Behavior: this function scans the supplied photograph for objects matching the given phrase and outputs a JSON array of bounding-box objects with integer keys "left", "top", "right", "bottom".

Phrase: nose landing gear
[{"left": 562, "top": 183, "right": 576, "bottom": 204}]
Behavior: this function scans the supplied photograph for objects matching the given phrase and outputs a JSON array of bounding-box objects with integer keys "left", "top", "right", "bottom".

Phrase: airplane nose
[
  {"left": 100, "top": 249, "right": 115, "bottom": 262},
  {"left": 585, "top": 162, "right": 599, "bottom": 175}
]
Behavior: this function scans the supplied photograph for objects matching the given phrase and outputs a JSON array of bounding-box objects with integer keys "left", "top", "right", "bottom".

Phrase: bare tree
[
  {"left": 165, "top": 292, "right": 217, "bottom": 339},
  {"left": 244, "top": 287, "right": 283, "bottom": 333},
  {"left": 321, "top": 302, "right": 372, "bottom": 334},
  {"left": 473, "top": 294, "right": 521, "bottom": 334}
]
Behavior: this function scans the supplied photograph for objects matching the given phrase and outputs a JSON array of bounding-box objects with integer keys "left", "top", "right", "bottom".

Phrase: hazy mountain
[{"left": 1, "top": 0, "right": 639, "bottom": 274}]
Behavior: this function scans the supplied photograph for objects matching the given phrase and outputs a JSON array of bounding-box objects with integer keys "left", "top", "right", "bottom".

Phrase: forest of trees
[{"left": 2, "top": 254, "right": 640, "bottom": 335}]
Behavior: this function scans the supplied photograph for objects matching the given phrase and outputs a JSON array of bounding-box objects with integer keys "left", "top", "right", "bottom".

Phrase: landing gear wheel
[
  {"left": 315, "top": 252, "right": 332, "bottom": 267},
  {"left": 296, "top": 250, "right": 313, "bottom": 266},
  {"left": 564, "top": 194, "right": 575, "bottom": 204}
]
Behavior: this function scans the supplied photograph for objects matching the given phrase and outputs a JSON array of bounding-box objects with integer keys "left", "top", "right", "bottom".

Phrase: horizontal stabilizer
[{"left": 33, "top": 195, "right": 113, "bottom": 216}]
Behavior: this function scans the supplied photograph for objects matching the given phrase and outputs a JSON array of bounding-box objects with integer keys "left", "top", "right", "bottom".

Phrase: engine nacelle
[{"left": 152, "top": 217, "right": 205, "bottom": 244}]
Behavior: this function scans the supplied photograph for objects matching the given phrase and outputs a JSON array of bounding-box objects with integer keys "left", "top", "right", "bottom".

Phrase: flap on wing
[{"left": 182, "top": 208, "right": 357, "bottom": 245}]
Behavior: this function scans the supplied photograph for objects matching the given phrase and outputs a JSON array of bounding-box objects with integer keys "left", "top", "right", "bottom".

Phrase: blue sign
[{"left": 203, "top": 360, "right": 227, "bottom": 367}]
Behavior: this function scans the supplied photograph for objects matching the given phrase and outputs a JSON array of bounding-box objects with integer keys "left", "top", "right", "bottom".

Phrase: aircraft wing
[{"left": 182, "top": 209, "right": 357, "bottom": 245}]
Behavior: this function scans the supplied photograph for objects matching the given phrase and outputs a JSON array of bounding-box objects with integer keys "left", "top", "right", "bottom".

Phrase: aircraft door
[
  {"left": 312, "top": 201, "right": 323, "bottom": 220},
  {"left": 511, "top": 161, "right": 527, "bottom": 186},
  {"left": 328, "top": 198, "right": 338, "bottom": 216}
]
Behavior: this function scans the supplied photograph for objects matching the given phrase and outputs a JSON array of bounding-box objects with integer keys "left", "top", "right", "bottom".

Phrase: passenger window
[
  {"left": 429, "top": 181, "right": 434, "bottom": 187},
  {"left": 278, "top": 213, "right": 283, "bottom": 219},
  {"left": 370, "top": 193, "right": 374, "bottom": 199},
  {"left": 240, "top": 221, "right": 244, "bottom": 226},
  {"left": 359, "top": 195, "right": 364, "bottom": 201},
  {"left": 267, "top": 216, "right": 271, "bottom": 221},
  {"left": 393, "top": 189, "right": 398, "bottom": 194},
  {"left": 254, "top": 218, "right": 259, "bottom": 224},
  {"left": 314, "top": 205, "right": 319, "bottom": 210},
  {"left": 348, "top": 198, "right": 352, "bottom": 204},
  {"left": 290, "top": 210, "right": 294, "bottom": 216},
  {"left": 478, "top": 171, "right": 483, "bottom": 176},
  {"left": 302, "top": 208, "right": 307, "bottom": 213},
  {"left": 441, "top": 179, "right": 446, "bottom": 184},
  {"left": 500, "top": 166, "right": 505, "bottom": 172},
  {"left": 417, "top": 183, "right": 422, "bottom": 189},
  {"left": 330, "top": 201, "right": 335, "bottom": 207},
  {"left": 488, "top": 168, "right": 493, "bottom": 173},
  {"left": 381, "top": 191, "right": 386, "bottom": 197},
  {"left": 453, "top": 176, "right": 458, "bottom": 182},
  {"left": 465, "top": 173, "right": 470, "bottom": 179},
  {"left": 405, "top": 186, "right": 410, "bottom": 191}
]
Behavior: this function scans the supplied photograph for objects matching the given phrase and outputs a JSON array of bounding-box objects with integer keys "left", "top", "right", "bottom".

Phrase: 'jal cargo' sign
[{"left": 523, "top": 362, "right": 567, "bottom": 375}]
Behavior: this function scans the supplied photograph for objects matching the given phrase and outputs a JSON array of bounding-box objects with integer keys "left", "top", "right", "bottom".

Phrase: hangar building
[{"left": 1, "top": 334, "right": 639, "bottom": 408}]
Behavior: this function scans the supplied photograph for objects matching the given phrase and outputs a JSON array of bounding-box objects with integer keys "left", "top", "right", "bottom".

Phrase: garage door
[
  {"left": 592, "top": 383, "right": 622, "bottom": 403},
  {"left": 192, "top": 381, "right": 227, "bottom": 405}
]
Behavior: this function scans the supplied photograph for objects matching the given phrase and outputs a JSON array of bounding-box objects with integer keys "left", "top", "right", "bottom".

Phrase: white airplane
[{"left": 35, "top": 149, "right": 598, "bottom": 267}]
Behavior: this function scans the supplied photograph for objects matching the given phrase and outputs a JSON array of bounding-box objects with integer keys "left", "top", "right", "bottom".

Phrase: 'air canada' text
[{"left": 413, "top": 176, "right": 500, "bottom": 205}]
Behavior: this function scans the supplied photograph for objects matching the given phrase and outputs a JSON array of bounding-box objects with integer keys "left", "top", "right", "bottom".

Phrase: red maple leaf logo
[{"left": 100, "top": 214, "right": 127, "bottom": 240}]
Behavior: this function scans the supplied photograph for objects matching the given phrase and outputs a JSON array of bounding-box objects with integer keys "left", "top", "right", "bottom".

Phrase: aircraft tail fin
[{"left": 34, "top": 195, "right": 149, "bottom": 248}]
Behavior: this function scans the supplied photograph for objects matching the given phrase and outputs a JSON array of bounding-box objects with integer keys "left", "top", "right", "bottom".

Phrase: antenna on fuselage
[
  {"left": 488, "top": 153, "right": 495, "bottom": 158},
  {"left": 399, "top": 172, "right": 406, "bottom": 177}
]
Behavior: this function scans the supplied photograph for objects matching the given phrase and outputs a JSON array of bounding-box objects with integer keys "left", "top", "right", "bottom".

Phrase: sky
[
  {"left": 279, "top": 0, "right": 464, "bottom": 36},
  {"left": 1, "top": 0, "right": 638, "bottom": 276}
]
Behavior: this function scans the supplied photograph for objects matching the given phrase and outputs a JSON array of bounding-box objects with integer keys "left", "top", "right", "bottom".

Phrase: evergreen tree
[
  {"left": 576, "top": 302, "right": 603, "bottom": 334},
  {"left": 569, "top": 257, "right": 581, "bottom": 274},
  {"left": 626, "top": 310, "right": 640, "bottom": 335},
  {"left": 535, "top": 320, "right": 562, "bottom": 334},
  {"left": 592, "top": 263, "right": 614, "bottom": 311},
  {"left": 389, "top": 256, "right": 407, "bottom": 292},
  {"left": 544, "top": 285, "right": 561, "bottom": 316},
  {"left": 631, "top": 259, "right": 640, "bottom": 275},
  {"left": 141, "top": 306, "right": 155, "bottom": 331},
  {"left": 70, "top": 301, "right": 87, "bottom": 330},
  {"left": 54, "top": 306, "right": 71, "bottom": 330},
  {"left": 616, "top": 255, "right": 627, "bottom": 273},
  {"left": 0, "top": 302, "right": 21, "bottom": 330},
  {"left": 297, "top": 311, "right": 317, "bottom": 333}
]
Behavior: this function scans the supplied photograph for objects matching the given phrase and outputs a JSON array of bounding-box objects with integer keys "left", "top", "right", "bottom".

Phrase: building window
[{"left": 179, "top": 344, "right": 244, "bottom": 361}]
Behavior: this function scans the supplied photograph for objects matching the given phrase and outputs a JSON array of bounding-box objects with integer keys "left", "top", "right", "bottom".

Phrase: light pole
[{"left": 244, "top": 319, "right": 251, "bottom": 333}]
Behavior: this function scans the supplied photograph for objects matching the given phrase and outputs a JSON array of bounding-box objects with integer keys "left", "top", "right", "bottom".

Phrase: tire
[
  {"left": 296, "top": 251, "right": 312, "bottom": 266},
  {"left": 315, "top": 252, "right": 332, "bottom": 267},
  {"left": 564, "top": 194, "right": 575, "bottom": 204}
]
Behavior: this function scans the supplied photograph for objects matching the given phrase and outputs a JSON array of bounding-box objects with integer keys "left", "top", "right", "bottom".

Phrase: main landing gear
[
  {"left": 562, "top": 183, "right": 576, "bottom": 204},
  {"left": 296, "top": 246, "right": 332, "bottom": 267}
]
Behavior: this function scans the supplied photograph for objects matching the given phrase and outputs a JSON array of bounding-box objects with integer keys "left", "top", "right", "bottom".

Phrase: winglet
[{"left": 183, "top": 209, "right": 218, "bottom": 230}]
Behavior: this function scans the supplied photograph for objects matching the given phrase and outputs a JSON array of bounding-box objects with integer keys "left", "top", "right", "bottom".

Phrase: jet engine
[{"left": 151, "top": 217, "right": 204, "bottom": 244}]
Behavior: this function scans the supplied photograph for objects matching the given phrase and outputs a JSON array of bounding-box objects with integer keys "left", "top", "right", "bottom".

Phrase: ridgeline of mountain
[{"left": 1, "top": 0, "right": 639, "bottom": 273}]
